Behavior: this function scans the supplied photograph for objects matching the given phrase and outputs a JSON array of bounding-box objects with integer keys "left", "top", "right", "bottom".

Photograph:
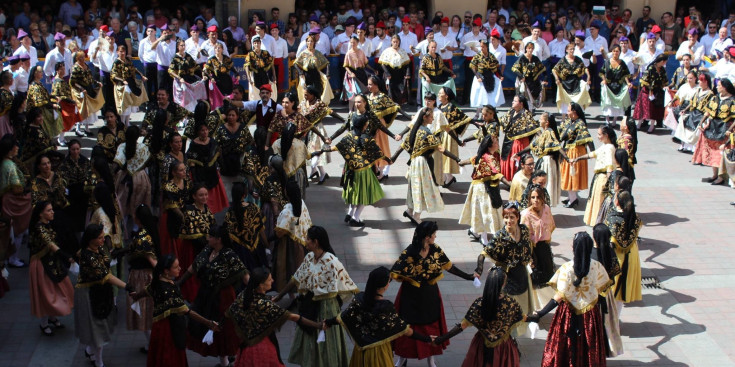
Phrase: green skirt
[
  {"left": 342, "top": 167, "right": 385, "bottom": 205},
  {"left": 41, "top": 107, "right": 64, "bottom": 138},
  {"left": 288, "top": 297, "right": 349, "bottom": 367}
]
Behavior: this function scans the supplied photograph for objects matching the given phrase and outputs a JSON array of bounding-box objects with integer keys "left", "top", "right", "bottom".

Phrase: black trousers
[
  {"left": 157, "top": 67, "right": 173, "bottom": 99},
  {"left": 101, "top": 71, "right": 114, "bottom": 112},
  {"left": 143, "top": 62, "right": 158, "bottom": 97},
  {"left": 462, "top": 57, "right": 473, "bottom": 105}
]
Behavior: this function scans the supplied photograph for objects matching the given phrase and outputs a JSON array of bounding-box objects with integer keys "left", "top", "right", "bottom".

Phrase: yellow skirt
[
  {"left": 374, "top": 130, "right": 390, "bottom": 170},
  {"left": 441, "top": 133, "right": 459, "bottom": 175},
  {"left": 614, "top": 242, "right": 642, "bottom": 303},
  {"left": 560, "top": 145, "right": 588, "bottom": 191},
  {"left": 583, "top": 172, "right": 607, "bottom": 226},
  {"left": 349, "top": 342, "right": 393, "bottom": 367}
]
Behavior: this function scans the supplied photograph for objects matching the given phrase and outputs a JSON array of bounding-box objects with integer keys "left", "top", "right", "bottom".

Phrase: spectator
[
  {"left": 268, "top": 8, "right": 285, "bottom": 34},
  {"left": 40, "top": 21, "right": 54, "bottom": 49},
  {"left": 410, "top": 12, "right": 425, "bottom": 42},
  {"left": 700, "top": 22, "right": 719, "bottom": 56},
  {"left": 84, "top": 0, "right": 105, "bottom": 25},
  {"left": 660, "top": 12, "right": 682, "bottom": 51},
  {"left": 484, "top": 11, "right": 503, "bottom": 37},
  {"left": 110, "top": 18, "right": 132, "bottom": 57},
  {"left": 170, "top": 18, "right": 187, "bottom": 40},
  {"left": 226, "top": 16, "right": 246, "bottom": 45},
  {"left": 635, "top": 6, "right": 656, "bottom": 37},
  {"left": 107, "top": 0, "right": 125, "bottom": 21},
  {"left": 711, "top": 27, "right": 733, "bottom": 58},
  {"left": 14, "top": 29, "right": 38, "bottom": 67},
  {"left": 433, "top": 17, "right": 457, "bottom": 67},
  {"left": 152, "top": 7, "right": 168, "bottom": 29},
  {"left": 14, "top": 2, "right": 32, "bottom": 31},
  {"left": 676, "top": 28, "right": 704, "bottom": 66},
  {"left": 204, "top": 8, "right": 218, "bottom": 28},
  {"left": 346, "top": 0, "right": 364, "bottom": 22},
  {"left": 723, "top": 10, "right": 735, "bottom": 37},
  {"left": 59, "top": 0, "right": 84, "bottom": 28},
  {"left": 28, "top": 23, "right": 48, "bottom": 58}
]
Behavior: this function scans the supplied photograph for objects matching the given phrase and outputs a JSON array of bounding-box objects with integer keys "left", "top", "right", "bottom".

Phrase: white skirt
[
  {"left": 556, "top": 80, "right": 591, "bottom": 113},
  {"left": 470, "top": 76, "right": 505, "bottom": 108},
  {"left": 308, "top": 122, "right": 331, "bottom": 167},
  {"left": 173, "top": 79, "right": 207, "bottom": 112},
  {"left": 406, "top": 156, "right": 444, "bottom": 213},
  {"left": 674, "top": 114, "right": 700, "bottom": 145},
  {"left": 458, "top": 181, "right": 503, "bottom": 234},
  {"left": 537, "top": 155, "right": 560, "bottom": 207}
]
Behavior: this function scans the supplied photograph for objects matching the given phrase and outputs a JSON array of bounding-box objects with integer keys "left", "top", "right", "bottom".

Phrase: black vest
[{"left": 255, "top": 100, "right": 277, "bottom": 129}]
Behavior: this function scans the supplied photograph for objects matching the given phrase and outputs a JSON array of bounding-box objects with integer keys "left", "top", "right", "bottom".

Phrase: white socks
[
  {"left": 480, "top": 232, "right": 488, "bottom": 246},
  {"left": 93, "top": 347, "right": 103, "bottom": 367},
  {"left": 427, "top": 356, "right": 437, "bottom": 367},
  {"left": 347, "top": 205, "right": 356, "bottom": 217},
  {"left": 353, "top": 205, "right": 365, "bottom": 222},
  {"left": 395, "top": 357, "right": 407, "bottom": 367},
  {"left": 382, "top": 165, "right": 391, "bottom": 176}
]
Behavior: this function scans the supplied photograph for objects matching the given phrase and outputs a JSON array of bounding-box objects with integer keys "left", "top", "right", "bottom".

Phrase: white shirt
[
  {"left": 138, "top": 37, "right": 158, "bottom": 63},
  {"left": 573, "top": 44, "right": 594, "bottom": 67},
  {"left": 155, "top": 39, "right": 176, "bottom": 66},
  {"left": 676, "top": 40, "right": 705, "bottom": 65},
  {"left": 398, "top": 31, "right": 418, "bottom": 54},
  {"left": 185, "top": 37, "right": 207, "bottom": 64},
  {"left": 634, "top": 46, "right": 662, "bottom": 72},
  {"left": 522, "top": 36, "right": 550, "bottom": 61},
  {"left": 357, "top": 39, "right": 373, "bottom": 56},
  {"left": 620, "top": 49, "right": 637, "bottom": 75},
  {"left": 584, "top": 35, "right": 608, "bottom": 56},
  {"left": 88, "top": 39, "right": 101, "bottom": 67},
  {"left": 256, "top": 34, "right": 276, "bottom": 54},
  {"left": 709, "top": 58, "right": 735, "bottom": 80},
  {"left": 415, "top": 39, "right": 430, "bottom": 56},
  {"left": 372, "top": 36, "right": 391, "bottom": 57},
  {"left": 13, "top": 45, "right": 38, "bottom": 67},
  {"left": 299, "top": 32, "right": 332, "bottom": 55},
  {"left": 271, "top": 37, "right": 288, "bottom": 58},
  {"left": 721, "top": 19, "right": 735, "bottom": 37},
  {"left": 241, "top": 99, "right": 283, "bottom": 115},
  {"left": 710, "top": 37, "right": 733, "bottom": 57},
  {"left": 345, "top": 9, "right": 363, "bottom": 21},
  {"left": 13, "top": 67, "right": 29, "bottom": 93},
  {"left": 333, "top": 33, "right": 354, "bottom": 54},
  {"left": 42, "top": 47, "right": 73, "bottom": 77},
  {"left": 460, "top": 31, "right": 486, "bottom": 57},
  {"left": 489, "top": 43, "right": 507, "bottom": 66},
  {"left": 201, "top": 39, "right": 229, "bottom": 58},
  {"left": 549, "top": 38, "right": 570, "bottom": 58},
  {"left": 700, "top": 33, "right": 717, "bottom": 55},
  {"left": 96, "top": 48, "right": 117, "bottom": 73},
  {"left": 75, "top": 36, "right": 94, "bottom": 52},
  {"left": 206, "top": 18, "right": 219, "bottom": 28},
  {"left": 433, "top": 31, "right": 457, "bottom": 59},
  {"left": 483, "top": 23, "right": 503, "bottom": 37},
  {"left": 175, "top": 29, "right": 188, "bottom": 41}
]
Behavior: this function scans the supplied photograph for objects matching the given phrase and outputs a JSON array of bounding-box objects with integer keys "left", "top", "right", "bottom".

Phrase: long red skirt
[
  {"left": 541, "top": 302, "right": 607, "bottom": 367},
  {"left": 178, "top": 239, "right": 201, "bottom": 302},
  {"left": 500, "top": 138, "right": 530, "bottom": 180},
  {"left": 462, "top": 332, "right": 520, "bottom": 367},
  {"left": 692, "top": 136, "right": 724, "bottom": 168},
  {"left": 187, "top": 286, "right": 239, "bottom": 357},
  {"left": 158, "top": 210, "right": 183, "bottom": 258},
  {"left": 207, "top": 175, "right": 230, "bottom": 214},
  {"left": 234, "top": 337, "right": 285, "bottom": 367},
  {"left": 392, "top": 284, "right": 449, "bottom": 359},
  {"left": 147, "top": 317, "right": 189, "bottom": 367},
  {"left": 632, "top": 88, "right": 664, "bottom": 121},
  {"left": 59, "top": 100, "right": 81, "bottom": 132}
]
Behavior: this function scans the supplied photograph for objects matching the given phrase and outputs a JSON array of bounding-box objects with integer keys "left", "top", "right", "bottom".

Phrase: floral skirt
[
  {"left": 459, "top": 181, "right": 503, "bottom": 234},
  {"left": 541, "top": 302, "right": 607, "bottom": 367},
  {"left": 126, "top": 268, "right": 153, "bottom": 331},
  {"left": 406, "top": 157, "right": 444, "bottom": 213},
  {"left": 632, "top": 88, "right": 664, "bottom": 121},
  {"left": 692, "top": 136, "right": 723, "bottom": 168},
  {"left": 174, "top": 79, "right": 207, "bottom": 112}
]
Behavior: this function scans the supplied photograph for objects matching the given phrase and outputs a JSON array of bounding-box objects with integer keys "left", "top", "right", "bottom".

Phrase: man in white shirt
[
  {"left": 460, "top": 18, "right": 486, "bottom": 104},
  {"left": 548, "top": 26, "right": 569, "bottom": 88},
  {"left": 202, "top": 25, "right": 229, "bottom": 58},
  {"left": 139, "top": 24, "right": 161, "bottom": 97},
  {"left": 92, "top": 31, "right": 118, "bottom": 111},
  {"left": 270, "top": 24, "right": 288, "bottom": 89},
  {"left": 298, "top": 27, "right": 331, "bottom": 56},
  {"left": 721, "top": 10, "right": 735, "bottom": 37},
  {"left": 522, "top": 21, "right": 550, "bottom": 61},
  {"left": 331, "top": 26, "right": 346, "bottom": 54},
  {"left": 13, "top": 53, "right": 31, "bottom": 98},
  {"left": 13, "top": 29, "right": 38, "bottom": 67},
  {"left": 619, "top": 36, "right": 637, "bottom": 75},
  {"left": 43, "top": 32, "right": 73, "bottom": 78},
  {"left": 710, "top": 27, "right": 733, "bottom": 59},
  {"left": 171, "top": 18, "right": 188, "bottom": 41},
  {"left": 700, "top": 22, "right": 719, "bottom": 56},
  {"left": 356, "top": 22, "right": 373, "bottom": 56},
  {"left": 397, "top": 18, "right": 419, "bottom": 55},
  {"left": 184, "top": 26, "right": 206, "bottom": 69},
  {"left": 433, "top": 17, "right": 457, "bottom": 66},
  {"left": 372, "top": 21, "right": 391, "bottom": 57},
  {"left": 676, "top": 28, "right": 705, "bottom": 66},
  {"left": 87, "top": 25, "right": 108, "bottom": 82},
  {"left": 584, "top": 21, "right": 608, "bottom": 101},
  {"left": 204, "top": 8, "right": 218, "bottom": 28},
  {"left": 252, "top": 22, "right": 275, "bottom": 54},
  {"left": 634, "top": 33, "right": 662, "bottom": 76},
  {"left": 240, "top": 84, "right": 283, "bottom": 151},
  {"left": 488, "top": 29, "right": 507, "bottom": 75},
  {"left": 345, "top": 0, "right": 364, "bottom": 22},
  {"left": 226, "top": 16, "right": 246, "bottom": 45},
  {"left": 573, "top": 30, "right": 596, "bottom": 68},
  {"left": 483, "top": 12, "right": 503, "bottom": 38},
  {"left": 154, "top": 25, "right": 176, "bottom": 95},
  {"left": 335, "top": 19, "right": 357, "bottom": 55}
]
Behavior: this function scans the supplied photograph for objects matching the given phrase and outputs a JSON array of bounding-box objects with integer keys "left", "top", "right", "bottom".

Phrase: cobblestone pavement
[{"left": 1, "top": 101, "right": 734, "bottom": 367}]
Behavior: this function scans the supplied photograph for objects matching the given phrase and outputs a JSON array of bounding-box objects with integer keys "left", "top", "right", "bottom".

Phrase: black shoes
[
  {"left": 348, "top": 218, "right": 365, "bottom": 227},
  {"left": 344, "top": 215, "right": 351, "bottom": 223},
  {"left": 442, "top": 177, "right": 457, "bottom": 188},
  {"left": 563, "top": 199, "right": 578, "bottom": 208},
  {"left": 317, "top": 174, "right": 329, "bottom": 185}
]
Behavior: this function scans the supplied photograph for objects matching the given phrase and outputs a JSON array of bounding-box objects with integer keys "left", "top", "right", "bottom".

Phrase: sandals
[{"left": 40, "top": 325, "right": 54, "bottom": 336}]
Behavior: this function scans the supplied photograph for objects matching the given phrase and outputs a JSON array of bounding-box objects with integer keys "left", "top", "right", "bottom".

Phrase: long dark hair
[
  {"left": 441, "top": 87, "right": 455, "bottom": 103},
  {"left": 306, "top": 226, "right": 335, "bottom": 255},
  {"left": 623, "top": 118, "right": 638, "bottom": 163},
  {"left": 474, "top": 135, "right": 494, "bottom": 163},
  {"left": 570, "top": 102, "right": 587, "bottom": 125},
  {"left": 516, "top": 95, "right": 530, "bottom": 111},
  {"left": 408, "top": 221, "right": 438, "bottom": 257},
  {"left": 92, "top": 155, "right": 115, "bottom": 193},
  {"left": 280, "top": 123, "right": 297, "bottom": 160},
  {"left": 81, "top": 223, "right": 105, "bottom": 249},
  {"left": 617, "top": 191, "right": 636, "bottom": 235},
  {"left": 614, "top": 148, "right": 631, "bottom": 179},
  {"left": 363, "top": 266, "right": 391, "bottom": 311},
  {"left": 230, "top": 182, "right": 247, "bottom": 231},
  {"left": 285, "top": 179, "right": 302, "bottom": 217},
  {"left": 368, "top": 74, "right": 386, "bottom": 93},
  {"left": 600, "top": 125, "right": 618, "bottom": 148},
  {"left": 407, "top": 107, "right": 430, "bottom": 153},
  {"left": 152, "top": 254, "right": 177, "bottom": 292},
  {"left": 547, "top": 114, "right": 560, "bottom": 139},
  {"left": 0, "top": 134, "right": 18, "bottom": 159},
  {"left": 592, "top": 223, "right": 616, "bottom": 275},
  {"left": 124, "top": 125, "right": 140, "bottom": 161},
  {"left": 242, "top": 267, "right": 271, "bottom": 309},
  {"left": 135, "top": 204, "right": 161, "bottom": 255},
  {"left": 29, "top": 201, "right": 52, "bottom": 231},
  {"left": 572, "top": 231, "right": 594, "bottom": 287},
  {"left": 34, "top": 153, "right": 50, "bottom": 176},
  {"left": 481, "top": 267, "right": 506, "bottom": 322}
]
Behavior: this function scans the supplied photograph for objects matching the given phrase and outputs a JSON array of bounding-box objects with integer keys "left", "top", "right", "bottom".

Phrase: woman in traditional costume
[
  {"left": 391, "top": 221, "right": 478, "bottom": 367},
  {"left": 605, "top": 190, "right": 643, "bottom": 307},
  {"left": 552, "top": 43, "right": 591, "bottom": 114},
  {"left": 379, "top": 35, "right": 411, "bottom": 104},
  {"left": 170, "top": 39, "right": 206, "bottom": 112},
  {"left": 294, "top": 35, "right": 334, "bottom": 104},
  {"left": 498, "top": 95, "right": 540, "bottom": 181},
  {"left": 599, "top": 45, "right": 632, "bottom": 127},
  {"left": 74, "top": 223, "right": 132, "bottom": 367},
  {"left": 433, "top": 267, "right": 526, "bottom": 367},
  {"left": 559, "top": 103, "right": 594, "bottom": 208},
  {"left": 224, "top": 182, "right": 268, "bottom": 270},
  {"left": 521, "top": 185, "right": 557, "bottom": 305},
  {"left": 324, "top": 266, "right": 434, "bottom": 366},
  {"left": 511, "top": 42, "right": 545, "bottom": 112},
  {"left": 204, "top": 42, "right": 238, "bottom": 110},
  {"left": 70, "top": 51, "right": 104, "bottom": 137},
  {"left": 28, "top": 201, "right": 75, "bottom": 336},
  {"left": 275, "top": 226, "right": 359, "bottom": 366},
  {"left": 300, "top": 85, "right": 342, "bottom": 184},
  {"left": 214, "top": 106, "right": 253, "bottom": 200},
  {"left": 595, "top": 149, "right": 632, "bottom": 224},
  {"left": 111, "top": 45, "right": 148, "bottom": 125},
  {"left": 159, "top": 161, "right": 191, "bottom": 260},
  {"left": 0, "top": 72, "right": 14, "bottom": 137},
  {"left": 131, "top": 254, "right": 219, "bottom": 367},
  {"left": 695, "top": 79, "right": 735, "bottom": 185},
  {"left": 245, "top": 36, "right": 277, "bottom": 102},
  {"left": 366, "top": 76, "right": 407, "bottom": 181},
  {"left": 419, "top": 40, "right": 456, "bottom": 103},
  {"left": 272, "top": 122, "right": 314, "bottom": 199},
  {"left": 269, "top": 92, "right": 311, "bottom": 145},
  {"left": 21, "top": 108, "right": 55, "bottom": 174},
  {"left": 0, "top": 135, "right": 32, "bottom": 271},
  {"left": 343, "top": 36, "right": 371, "bottom": 110},
  {"left": 273, "top": 181, "right": 312, "bottom": 293},
  {"left": 513, "top": 113, "right": 563, "bottom": 206},
  {"left": 125, "top": 204, "right": 158, "bottom": 352},
  {"left": 437, "top": 87, "right": 471, "bottom": 187},
  {"left": 89, "top": 156, "right": 124, "bottom": 255},
  {"left": 633, "top": 54, "right": 668, "bottom": 134},
  {"left": 475, "top": 202, "right": 535, "bottom": 337},
  {"left": 96, "top": 109, "right": 126, "bottom": 163},
  {"left": 179, "top": 225, "right": 247, "bottom": 367},
  {"left": 458, "top": 136, "right": 510, "bottom": 246},
  {"left": 592, "top": 224, "right": 624, "bottom": 357},
  {"left": 177, "top": 183, "right": 216, "bottom": 302},
  {"left": 113, "top": 125, "right": 152, "bottom": 238},
  {"left": 50, "top": 64, "right": 80, "bottom": 145},
  {"left": 57, "top": 140, "right": 90, "bottom": 237},
  {"left": 31, "top": 154, "right": 78, "bottom": 255},
  {"left": 186, "top": 121, "right": 229, "bottom": 214},
  {"left": 664, "top": 69, "right": 697, "bottom": 133},
  {"left": 508, "top": 154, "right": 534, "bottom": 202},
  {"left": 470, "top": 39, "right": 505, "bottom": 115},
  {"left": 572, "top": 125, "right": 617, "bottom": 226},
  {"left": 27, "top": 66, "right": 64, "bottom": 143},
  {"left": 226, "top": 267, "right": 322, "bottom": 367},
  {"left": 526, "top": 232, "right": 611, "bottom": 367},
  {"left": 675, "top": 73, "right": 714, "bottom": 153}
]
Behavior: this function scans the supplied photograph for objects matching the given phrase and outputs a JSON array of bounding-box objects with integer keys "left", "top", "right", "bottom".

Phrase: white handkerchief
[
  {"left": 473, "top": 277, "right": 482, "bottom": 288},
  {"left": 317, "top": 330, "right": 326, "bottom": 343},
  {"left": 202, "top": 330, "right": 214, "bottom": 345},
  {"left": 68, "top": 263, "right": 80, "bottom": 275},
  {"left": 130, "top": 301, "right": 141, "bottom": 316},
  {"left": 529, "top": 322, "right": 540, "bottom": 339}
]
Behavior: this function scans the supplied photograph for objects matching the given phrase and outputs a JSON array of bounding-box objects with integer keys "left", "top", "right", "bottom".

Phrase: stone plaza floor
[{"left": 1, "top": 101, "right": 734, "bottom": 367}]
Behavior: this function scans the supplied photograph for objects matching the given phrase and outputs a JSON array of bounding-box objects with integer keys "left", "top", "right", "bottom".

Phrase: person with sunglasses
[{"left": 699, "top": 22, "right": 719, "bottom": 56}]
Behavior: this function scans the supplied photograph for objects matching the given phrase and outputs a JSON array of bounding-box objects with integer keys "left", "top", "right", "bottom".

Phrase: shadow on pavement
[{"left": 638, "top": 212, "right": 689, "bottom": 227}]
